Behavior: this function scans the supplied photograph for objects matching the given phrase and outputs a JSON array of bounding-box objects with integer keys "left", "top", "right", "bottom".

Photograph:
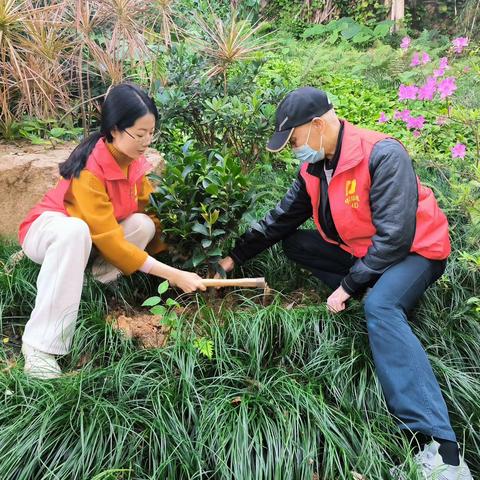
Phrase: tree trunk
[{"left": 386, "top": 0, "right": 405, "bottom": 32}]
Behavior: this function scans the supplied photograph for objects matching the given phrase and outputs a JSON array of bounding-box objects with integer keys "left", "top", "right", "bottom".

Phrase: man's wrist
[
  {"left": 229, "top": 249, "right": 245, "bottom": 267},
  {"left": 341, "top": 275, "right": 361, "bottom": 296}
]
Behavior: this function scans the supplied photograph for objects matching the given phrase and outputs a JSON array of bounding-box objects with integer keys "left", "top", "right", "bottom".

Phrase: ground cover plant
[{"left": 1, "top": 1, "right": 479, "bottom": 479}]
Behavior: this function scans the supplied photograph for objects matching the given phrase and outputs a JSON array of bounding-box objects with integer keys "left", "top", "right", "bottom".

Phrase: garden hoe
[{"left": 201, "top": 277, "right": 272, "bottom": 305}]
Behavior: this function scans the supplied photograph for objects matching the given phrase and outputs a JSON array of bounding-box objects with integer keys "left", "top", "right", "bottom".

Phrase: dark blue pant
[{"left": 282, "top": 229, "right": 456, "bottom": 442}]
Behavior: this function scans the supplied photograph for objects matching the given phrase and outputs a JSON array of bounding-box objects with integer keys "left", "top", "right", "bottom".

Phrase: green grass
[
  {"left": 1, "top": 226, "right": 479, "bottom": 479},
  {"left": 1, "top": 10, "right": 479, "bottom": 479},
  {"left": 1, "top": 71, "right": 479, "bottom": 477},
  {"left": 1, "top": 156, "right": 480, "bottom": 479}
]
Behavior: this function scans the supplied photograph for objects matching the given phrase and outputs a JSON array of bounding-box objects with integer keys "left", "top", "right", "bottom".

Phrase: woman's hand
[
  {"left": 148, "top": 259, "right": 206, "bottom": 293},
  {"left": 168, "top": 270, "right": 207, "bottom": 293}
]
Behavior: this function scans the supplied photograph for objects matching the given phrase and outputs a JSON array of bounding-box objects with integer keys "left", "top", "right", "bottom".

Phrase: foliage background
[{"left": 0, "top": 1, "right": 479, "bottom": 478}]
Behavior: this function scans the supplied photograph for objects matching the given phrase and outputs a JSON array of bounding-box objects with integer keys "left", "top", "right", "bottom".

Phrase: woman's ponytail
[{"left": 59, "top": 131, "right": 103, "bottom": 179}]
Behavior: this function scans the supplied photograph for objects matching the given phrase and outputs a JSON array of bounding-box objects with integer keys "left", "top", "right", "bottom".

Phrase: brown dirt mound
[{"left": 106, "top": 311, "right": 171, "bottom": 349}]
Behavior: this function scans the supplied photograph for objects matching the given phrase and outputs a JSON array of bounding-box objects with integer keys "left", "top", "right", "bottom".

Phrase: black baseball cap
[{"left": 266, "top": 87, "right": 333, "bottom": 153}]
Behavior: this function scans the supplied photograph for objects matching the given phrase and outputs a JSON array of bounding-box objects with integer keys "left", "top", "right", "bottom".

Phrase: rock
[{"left": 0, "top": 140, "right": 164, "bottom": 241}]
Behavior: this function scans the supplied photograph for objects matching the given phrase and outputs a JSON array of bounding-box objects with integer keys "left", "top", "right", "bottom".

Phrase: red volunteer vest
[
  {"left": 18, "top": 138, "right": 151, "bottom": 245},
  {"left": 300, "top": 120, "right": 450, "bottom": 260}
]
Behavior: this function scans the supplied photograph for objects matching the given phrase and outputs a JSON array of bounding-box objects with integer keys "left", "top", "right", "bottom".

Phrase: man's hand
[
  {"left": 213, "top": 256, "right": 235, "bottom": 289},
  {"left": 326, "top": 285, "right": 351, "bottom": 313},
  {"left": 215, "top": 256, "right": 235, "bottom": 278}
]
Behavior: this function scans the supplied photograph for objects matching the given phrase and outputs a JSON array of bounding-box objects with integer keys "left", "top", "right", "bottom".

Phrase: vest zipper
[{"left": 325, "top": 176, "right": 346, "bottom": 246}]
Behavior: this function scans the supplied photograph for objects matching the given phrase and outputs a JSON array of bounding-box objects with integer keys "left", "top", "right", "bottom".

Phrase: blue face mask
[{"left": 292, "top": 121, "right": 325, "bottom": 164}]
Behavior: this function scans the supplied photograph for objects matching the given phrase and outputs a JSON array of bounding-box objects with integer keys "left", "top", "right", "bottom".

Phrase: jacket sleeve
[
  {"left": 230, "top": 172, "right": 313, "bottom": 265},
  {"left": 341, "top": 139, "right": 418, "bottom": 295},
  {"left": 67, "top": 171, "right": 148, "bottom": 275}
]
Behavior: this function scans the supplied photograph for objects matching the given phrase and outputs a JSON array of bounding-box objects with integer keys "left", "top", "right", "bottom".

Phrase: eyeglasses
[{"left": 123, "top": 128, "right": 160, "bottom": 145}]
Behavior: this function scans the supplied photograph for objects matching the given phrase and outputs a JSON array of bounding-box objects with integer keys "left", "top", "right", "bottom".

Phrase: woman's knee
[
  {"left": 126, "top": 213, "right": 156, "bottom": 240},
  {"left": 59, "top": 218, "right": 92, "bottom": 248}
]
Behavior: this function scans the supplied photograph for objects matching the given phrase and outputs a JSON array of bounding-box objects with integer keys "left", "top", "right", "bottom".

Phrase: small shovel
[
  {"left": 201, "top": 277, "right": 266, "bottom": 289},
  {"left": 200, "top": 277, "right": 272, "bottom": 305}
]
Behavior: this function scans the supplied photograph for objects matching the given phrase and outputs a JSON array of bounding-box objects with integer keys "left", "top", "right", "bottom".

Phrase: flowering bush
[
  {"left": 378, "top": 35, "right": 479, "bottom": 248},
  {"left": 379, "top": 35, "right": 477, "bottom": 163}
]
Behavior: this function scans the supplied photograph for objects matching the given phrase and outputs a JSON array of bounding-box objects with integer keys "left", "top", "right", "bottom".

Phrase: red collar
[
  {"left": 91, "top": 138, "right": 151, "bottom": 183},
  {"left": 334, "top": 120, "right": 365, "bottom": 176}
]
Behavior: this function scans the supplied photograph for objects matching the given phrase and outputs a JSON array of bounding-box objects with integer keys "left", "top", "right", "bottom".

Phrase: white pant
[{"left": 21, "top": 211, "right": 155, "bottom": 355}]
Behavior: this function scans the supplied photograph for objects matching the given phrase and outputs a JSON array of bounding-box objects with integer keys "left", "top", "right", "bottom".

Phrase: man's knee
[
  {"left": 364, "top": 290, "right": 401, "bottom": 334},
  {"left": 365, "top": 289, "right": 388, "bottom": 318},
  {"left": 281, "top": 231, "right": 302, "bottom": 260}
]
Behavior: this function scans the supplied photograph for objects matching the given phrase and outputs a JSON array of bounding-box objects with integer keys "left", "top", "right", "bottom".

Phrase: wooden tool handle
[{"left": 201, "top": 277, "right": 266, "bottom": 289}]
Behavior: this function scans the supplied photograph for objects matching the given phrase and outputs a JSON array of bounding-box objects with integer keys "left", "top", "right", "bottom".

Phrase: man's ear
[{"left": 312, "top": 117, "right": 326, "bottom": 133}]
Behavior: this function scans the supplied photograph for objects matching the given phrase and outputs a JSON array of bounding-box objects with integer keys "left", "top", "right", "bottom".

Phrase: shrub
[
  {"left": 148, "top": 141, "right": 259, "bottom": 276},
  {"left": 302, "top": 17, "right": 394, "bottom": 47},
  {"left": 155, "top": 45, "right": 285, "bottom": 168}
]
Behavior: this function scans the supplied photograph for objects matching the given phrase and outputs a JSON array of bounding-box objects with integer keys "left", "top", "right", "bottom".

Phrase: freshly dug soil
[{"left": 106, "top": 310, "right": 171, "bottom": 349}]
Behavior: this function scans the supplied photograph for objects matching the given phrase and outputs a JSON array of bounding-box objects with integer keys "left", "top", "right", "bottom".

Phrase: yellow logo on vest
[{"left": 345, "top": 179, "right": 359, "bottom": 208}]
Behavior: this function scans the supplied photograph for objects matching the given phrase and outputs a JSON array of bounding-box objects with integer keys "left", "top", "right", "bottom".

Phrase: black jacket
[{"left": 229, "top": 138, "right": 419, "bottom": 295}]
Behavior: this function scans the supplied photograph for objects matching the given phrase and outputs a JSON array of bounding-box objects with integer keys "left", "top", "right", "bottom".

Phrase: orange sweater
[{"left": 64, "top": 143, "right": 167, "bottom": 274}]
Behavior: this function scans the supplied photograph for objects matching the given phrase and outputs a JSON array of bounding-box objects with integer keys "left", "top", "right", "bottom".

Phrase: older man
[{"left": 219, "top": 87, "right": 472, "bottom": 479}]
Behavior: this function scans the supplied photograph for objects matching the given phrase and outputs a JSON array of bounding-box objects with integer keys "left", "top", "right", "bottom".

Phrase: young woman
[{"left": 18, "top": 83, "right": 206, "bottom": 380}]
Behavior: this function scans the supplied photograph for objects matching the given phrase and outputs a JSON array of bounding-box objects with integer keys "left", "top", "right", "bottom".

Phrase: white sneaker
[
  {"left": 22, "top": 343, "right": 62, "bottom": 380},
  {"left": 391, "top": 440, "right": 473, "bottom": 480}
]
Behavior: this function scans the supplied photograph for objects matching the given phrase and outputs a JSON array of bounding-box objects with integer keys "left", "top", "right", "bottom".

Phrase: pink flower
[
  {"left": 378, "top": 112, "right": 389, "bottom": 123},
  {"left": 436, "top": 116, "right": 447, "bottom": 126},
  {"left": 451, "top": 143, "right": 466, "bottom": 159},
  {"left": 439, "top": 57, "right": 449, "bottom": 69},
  {"left": 399, "top": 84, "right": 418, "bottom": 101},
  {"left": 418, "top": 77, "right": 437, "bottom": 101},
  {"left": 394, "top": 109, "right": 411, "bottom": 121},
  {"left": 463, "top": 66, "right": 471, "bottom": 73},
  {"left": 452, "top": 37, "right": 469, "bottom": 54},
  {"left": 433, "top": 68, "right": 445, "bottom": 78},
  {"left": 412, "top": 130, "right": 421, "bottom": 138},
  {"left": 400, "top": 36, "right": 411, "bottom": 50},
  {"left": 406, "top": 115, "right": 425, "bottom": 130},
  {"left": 410, "top": 52, "right": 421, "bottom": 67},
  {"left": 421, "top": 52, "right": 431, "bottom": 64},
  {"left": 437, "top": 77, "right": 457, "bottom": 99}
]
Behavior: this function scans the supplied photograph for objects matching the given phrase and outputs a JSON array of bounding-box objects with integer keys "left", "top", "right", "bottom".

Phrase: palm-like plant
[
  {"left": 71, "top": 0, "right": 158, "bottom": 110},
  {"left": 149, "top": 0, "right": 179, "bottom": 48},
  {"left": 95, "top": 0, "right": 152, "bottom": 61},
  {"left": 0, "top": 0, "right": 29, "bottom": 130},
  {"left": 15, "top": 2, "right": 72, "bottom": 119},
  {"left": 190, "top": 7, "right": 273, "bottom": 94},
  {"left": 0, "top": 0, "right": 166, "bottom": 136}
]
